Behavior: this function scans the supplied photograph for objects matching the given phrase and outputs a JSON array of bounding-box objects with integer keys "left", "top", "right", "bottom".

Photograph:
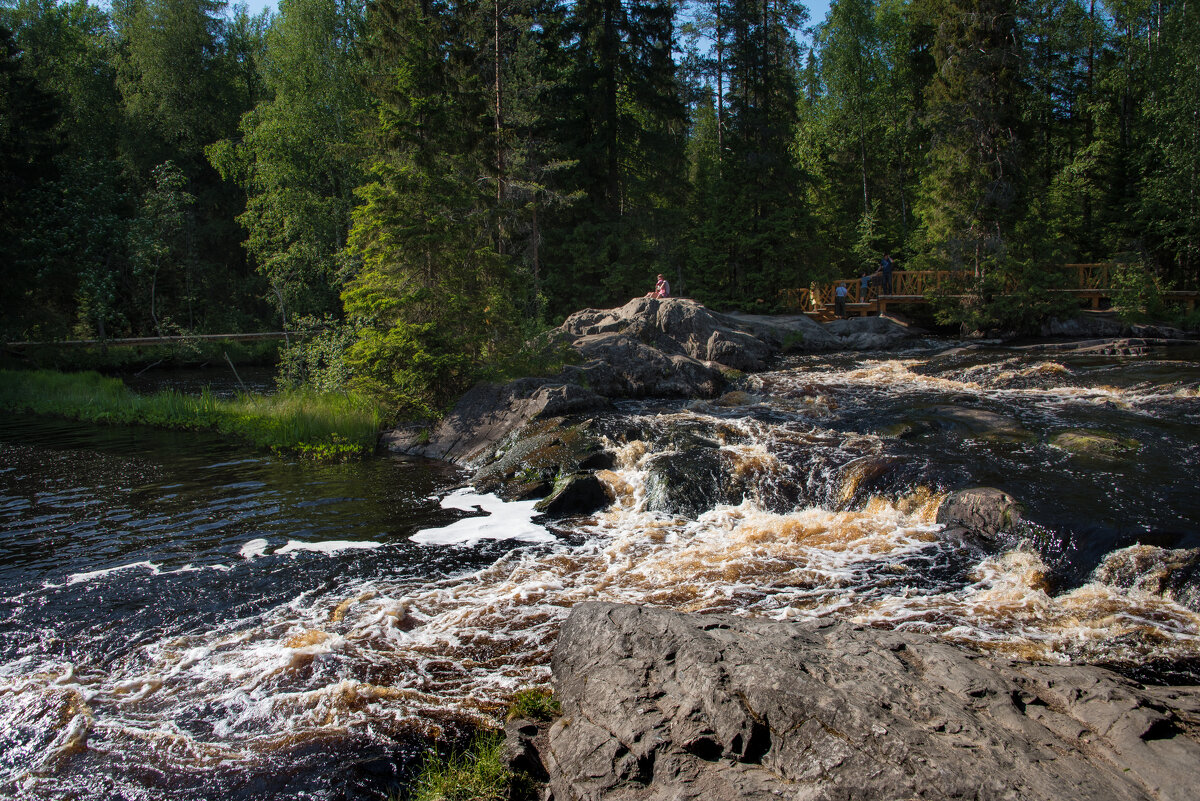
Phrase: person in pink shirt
[{"left": 645, "top": 274, "right": 670, "bottom": 299}]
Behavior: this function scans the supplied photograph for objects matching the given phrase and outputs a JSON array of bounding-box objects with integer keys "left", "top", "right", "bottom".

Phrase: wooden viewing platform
[{"left": 781, "top": 263, "right": 1200, "bottom": 321}]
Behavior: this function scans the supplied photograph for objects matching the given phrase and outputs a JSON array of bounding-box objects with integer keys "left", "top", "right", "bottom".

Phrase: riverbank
[{"left": 0, "top": 369, "right": 382, "bottom": 459}]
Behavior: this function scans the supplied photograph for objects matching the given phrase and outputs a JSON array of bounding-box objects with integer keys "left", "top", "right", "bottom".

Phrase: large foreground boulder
[{"left": 540, "top": 602, "right": 1200, "bottom": 801}]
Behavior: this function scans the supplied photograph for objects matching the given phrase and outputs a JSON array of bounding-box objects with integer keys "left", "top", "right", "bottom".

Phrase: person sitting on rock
[{"left": 645, "top": 274, "right": 670, "bottom": 299}]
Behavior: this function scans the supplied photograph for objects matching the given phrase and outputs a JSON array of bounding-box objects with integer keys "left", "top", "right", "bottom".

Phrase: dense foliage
[{"left": 3, "top": 0, "right": 1198, "bottom": 413}]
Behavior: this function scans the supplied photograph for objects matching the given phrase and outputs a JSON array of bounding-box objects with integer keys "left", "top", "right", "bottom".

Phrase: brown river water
[{"left": 1, "top": 344, "right": 1198, "bottom": 798}]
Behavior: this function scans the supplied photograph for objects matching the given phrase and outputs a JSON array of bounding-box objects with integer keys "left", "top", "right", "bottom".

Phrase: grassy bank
[{"left": 0, "top": 369, "right": 382, "bottom": 459}]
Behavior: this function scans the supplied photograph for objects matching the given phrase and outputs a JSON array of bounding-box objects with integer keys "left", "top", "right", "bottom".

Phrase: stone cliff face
[{"left": 524, "top": 602, "right": 1200, "bottom": 801}]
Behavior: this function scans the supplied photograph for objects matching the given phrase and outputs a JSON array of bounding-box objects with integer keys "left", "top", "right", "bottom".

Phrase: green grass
[
  {"left": 0, "top": 369, "right": 382, "bottom": 459},
  {"left": 411, "top": 732, "right": 511, "bottom": 801},
  {"left": 399, "top": 689, "right": 560, "bottom": 801},
  {"left": 505, "top": 688, "right": 561, "bottom": 722}
]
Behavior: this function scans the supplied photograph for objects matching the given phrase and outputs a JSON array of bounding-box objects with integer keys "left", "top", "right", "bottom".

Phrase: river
[{"left": 2, "top": 343, "right": 1199, "bottom": 799}]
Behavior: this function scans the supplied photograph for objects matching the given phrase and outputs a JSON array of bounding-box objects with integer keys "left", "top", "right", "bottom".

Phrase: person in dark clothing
[
  {"left": 835, "top": 284, "right": 848, "bottom": 318},
  {"left": 881, "top": 253, "right": 894, "bottom": 294}
]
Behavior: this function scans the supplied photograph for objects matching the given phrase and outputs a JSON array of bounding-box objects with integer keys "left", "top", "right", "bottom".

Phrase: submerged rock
[
  {"left": 928, "top": 405, "right": 1033, "bottom": 442},
  {"left": 836, "top": 454, "right": 902, "bottom": 508},
  {"left": 1050, "top": 428, "right": 1140, "bottom": 459},
  {"left": 937, "top": 486, "right": 1026, "bottom": 539},
  {"left": 540, "top": 602, "right": 1200, "bottom": 801}
]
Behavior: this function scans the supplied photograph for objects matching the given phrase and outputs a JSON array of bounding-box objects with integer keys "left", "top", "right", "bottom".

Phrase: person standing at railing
[
  {"left": 835, "top": 284, "right": 848, "bottom": 318},
  {"left": 860, "top": 273, "right": 871, "bottom": 300},
  {"left": 881, "top": 253, "right": 894, "bottom": 294}
]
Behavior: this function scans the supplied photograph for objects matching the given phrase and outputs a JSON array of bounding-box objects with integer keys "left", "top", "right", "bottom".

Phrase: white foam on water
[
  {"left": 273, "top": 539, "right": 383, "bottom": 556},
  {"left": 59, "top": 560, "right": 161, "bottom": 586},
  {"left": 239, "top": 538, "right": 270, "bottom": 559},
  {"left": 410, "top": 489, "right": 553, "bottom": 546}
]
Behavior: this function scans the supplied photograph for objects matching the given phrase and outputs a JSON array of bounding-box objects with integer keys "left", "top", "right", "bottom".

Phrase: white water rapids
[{"left": 1, "top": 347, "right": 1198, "bottom": 799}]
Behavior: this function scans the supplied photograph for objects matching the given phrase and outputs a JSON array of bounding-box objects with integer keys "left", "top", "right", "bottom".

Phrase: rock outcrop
[
  {"left": 383, "top": 298, "right": 933, "bottom": 465},
  {"left": 534, "top": 602, "right": 1200, "bottom": 801},
  {"left": 381, "top": 379, "right": 609, "bottom": 465},
  {"left": 1039, "top": 313, "right": 1193, "bottom": 341}
]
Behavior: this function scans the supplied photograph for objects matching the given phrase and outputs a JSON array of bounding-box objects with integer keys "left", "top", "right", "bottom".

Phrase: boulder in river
[
  {"left": 643, "top": 446, "right": 737, "bottom": 518},
  {"left": 534, "top": 472, "right": 614, "bottom": 519},
  {"left": 470, "top": 419, "right": 611, "bottom": 500},
  {"left": 823, "top": 314, "right": 925, "bottom": 350},
  {"left": 537, "top": 602, "right": 1200, "bottom": 801},
  {"left": 937, "top": 486, "right": 1026, "bottom": 539},
  {"left": 382, "top": 380, "right": 608, "bottom": 465}
]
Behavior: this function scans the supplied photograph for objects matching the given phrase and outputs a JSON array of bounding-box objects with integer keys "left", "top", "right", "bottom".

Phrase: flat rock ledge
[
  {"left": 527, "top": 602, "right": 1200, "bottom": 801},
  {"left": 384, "top": 298, "right": 923, "bottom": 464}
]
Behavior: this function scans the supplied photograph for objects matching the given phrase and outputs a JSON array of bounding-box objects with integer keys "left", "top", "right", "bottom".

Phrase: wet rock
[
  {"left": 937, "top": 487, "right": 1026, "bottom": 539},
  {"left": 1050, "top": 429, "right": 1141, "bottom": 459},
  {"left": 928, "top": 405, "right": 1033, "bottom": 442},
  {"left": 720, "top": 310, "right": 842, "bottom": 352},
  {"left": 1093, "top": 545, "right": 1200, "bottom": 612},
  {"left": 541, "top": 602, "right": 1200, "bottom": 801},
  {"left": 824, "top": 314, "right": 924, "bottom": 349},
  {"left": 836, "top": 455, "right": 902, "bottom": 508},
  {"left": 534, "top": 473, "right": 614, "bottom": 519},
  {"left": 644, "top": 448, "right": 737, "bottom": 518},
  {"left": 472, "top": 420, "right": 609, "bottom": 500},
  {"left": 382, "top": 380, "right": 608, "bottom": 465},
  {"left": 1040, "top": 314, "right": 1193, "bottom": 340}
]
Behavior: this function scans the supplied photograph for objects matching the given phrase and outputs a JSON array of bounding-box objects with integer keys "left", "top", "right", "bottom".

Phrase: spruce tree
[
  {"left": 916, "top": 0, "right": 1024, "bottom": 273},
  {"left": 342, "top": 0, "right": 522, "bottom": 416}
]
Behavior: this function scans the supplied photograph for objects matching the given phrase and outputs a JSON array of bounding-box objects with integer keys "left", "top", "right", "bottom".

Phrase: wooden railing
[
  {"left": 780, "top": 263, "right": 1133, "bottom": 313},
  {"left": 1063, "top": 263, "right": 1113, "bottom": 291}
]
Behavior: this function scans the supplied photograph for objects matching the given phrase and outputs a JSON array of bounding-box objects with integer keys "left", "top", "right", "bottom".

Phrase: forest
[{"left": 2, "top": 0, "right": 1199, "bottom": 415}]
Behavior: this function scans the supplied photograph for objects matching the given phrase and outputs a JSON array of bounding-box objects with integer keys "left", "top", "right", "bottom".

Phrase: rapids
[{"left": 1, "top": 344, "right": 1198, "bottom": 799}]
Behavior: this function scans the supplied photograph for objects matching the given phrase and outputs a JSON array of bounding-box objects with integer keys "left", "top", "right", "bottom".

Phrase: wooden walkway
[
  {"left": 5, "top": 331, "right": 291, "bottom": 349},
  {"left": 781, "top": 263, "right": 1199, "bottom": 321}
]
